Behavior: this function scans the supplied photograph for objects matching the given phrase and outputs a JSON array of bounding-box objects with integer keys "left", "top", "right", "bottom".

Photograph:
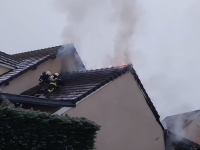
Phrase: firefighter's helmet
[
  {"left": 46, "top": 71, "right": 51, "bottom": 75},
  {"left": 54, "top": 73, "right": 59, "bottom": 76}
]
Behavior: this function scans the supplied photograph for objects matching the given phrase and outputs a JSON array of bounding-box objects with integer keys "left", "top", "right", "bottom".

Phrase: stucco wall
[
  {"left": 2, "top": 57, "right": 62, "bottom": 94},
  {"left": 183, "top": 116, "right": 200, "bottom": 144},
  {"left": 64, "top": 72, "right": 165, "bottom": 150},
  {"left": 0, "top": 65, "right": 10, "bottom": 75}
]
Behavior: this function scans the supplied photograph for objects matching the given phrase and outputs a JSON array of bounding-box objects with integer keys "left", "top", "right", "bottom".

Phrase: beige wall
[
  {"left": 2, "top": 57, "right": 62, "bottom": 94},
  {"left": 0, "top": 65, "right": 10, "bottom": 75},
  {"left": 182, "top": 116, "right": 200, "bottom": 144},
  {"left": 64, "top": 72, "right": 165, "bottom": 150}
]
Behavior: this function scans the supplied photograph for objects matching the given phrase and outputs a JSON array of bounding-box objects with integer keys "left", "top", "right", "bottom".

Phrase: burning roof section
[
  {"left": 0, "top": 46, "right": 60, "bottom": 86},
  {"left": 21, "top": 64, "right": 163, "bottom": 130},
  {"left": 0, "top": 51, "right": 21, "bottom": 68},
  {"left": 162, "top": 110, "right": 200, "bottom": 133}
]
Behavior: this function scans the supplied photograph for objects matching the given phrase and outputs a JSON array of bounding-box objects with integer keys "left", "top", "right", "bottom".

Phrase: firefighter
[
  {"left": 38, "top": 71, "right": 52, "bottom": 85},
  {"left": 33, "top": 71, "right": 52, "bottom": 97},
  {"left": 44, "top": 73, "right": 63, "bottom": 97}
]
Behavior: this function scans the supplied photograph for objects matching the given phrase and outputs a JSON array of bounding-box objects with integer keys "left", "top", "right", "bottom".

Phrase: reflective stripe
[
  {"left": 48, "top": 88, "right": 54, "bottom": 93},
  {"left": 50, "top": 82, "right": 57, "bottom": 87}
]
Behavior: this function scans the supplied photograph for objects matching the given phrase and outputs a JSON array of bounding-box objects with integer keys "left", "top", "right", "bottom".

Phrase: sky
[{"left": 0, "top": 0, "right": 200, "bottom": 119}]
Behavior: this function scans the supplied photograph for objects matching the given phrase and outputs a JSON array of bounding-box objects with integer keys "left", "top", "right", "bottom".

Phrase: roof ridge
[
  {"left": 0, "top": 51, "right": 20, "bottom": 62},
  {"left": 164, "top": 109, "right": 200, "bottom": 119},
  {"left": 12, "top": 45, "right": 61, "bottom": 56},
  {"left": 0, "top": 51, "right": 21, "bottom": 68},
  {"left": 61, "top": 64, "right": 133, "bottom": 75}
]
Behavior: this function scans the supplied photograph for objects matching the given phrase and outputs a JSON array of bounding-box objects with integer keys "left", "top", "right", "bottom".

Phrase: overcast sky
[{"left": 0, "top": 0, "right": 200, "bottom": 119}]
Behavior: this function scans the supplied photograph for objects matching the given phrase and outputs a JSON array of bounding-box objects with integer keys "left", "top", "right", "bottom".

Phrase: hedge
[{"left": 0, "top": 98, "right": 100, "bottom": 150}]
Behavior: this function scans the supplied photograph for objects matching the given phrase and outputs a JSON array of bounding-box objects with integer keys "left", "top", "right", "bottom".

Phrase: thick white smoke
[
  {"left": 109, "top": 0, "right": 139, "bottom": 66},
  {"left": 162, "top": 111, "right": 200, "bottom": 144},
  {"left": 54, "top": 0, "right": 142, "bottom": 68}
]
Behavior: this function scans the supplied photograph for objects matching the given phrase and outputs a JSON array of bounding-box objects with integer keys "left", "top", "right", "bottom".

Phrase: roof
[
  {"left": 0, "top": 46, "right": 60, "bottom": 86},
  {"left": 12, "top": 46, "right": 59, "bottom": 60},
  {"left": 21, "top": 64, "right": 164, "bottom": 130},
  {"left": 164, "top": 129, "right": 200, "bottom": 149},
  {"left": 0, "top": 92, "right": 76, "bottom": 107},
  {"left": 0, "top": 51, "right": 20, "bottom": 68},
  {"left": 162, "top": 110, "right": 200, "bottom": 133}
]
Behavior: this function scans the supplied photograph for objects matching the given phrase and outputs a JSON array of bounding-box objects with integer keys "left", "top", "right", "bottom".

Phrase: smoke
[
  {"left": 109, "top": 0, "right": 139, "bottom": 66},
  {"left": 54, "top": 0, "right": 142, "bottom": 68},
  {"left": 162, "top": 110, "right": 200, "bottom": 142},
  {"left": 57, "top": 43, "right": 86, "bottom": 72}
]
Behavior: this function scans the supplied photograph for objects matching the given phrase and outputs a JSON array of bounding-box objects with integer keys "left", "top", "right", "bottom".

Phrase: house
[
  {"left": 0, "top": 45, "right": 187, "bottom": 150},
  {"left": 162, "top": 110, "right": 200, "bottom": 146}
]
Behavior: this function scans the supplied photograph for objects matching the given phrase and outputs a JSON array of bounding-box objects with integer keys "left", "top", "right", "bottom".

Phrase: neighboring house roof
[
  {"left": 21, "top": 64, "right": 164, "bottom": 130},
  {"left": 164, "top": 129, "right": 200, "bottom": 149},
  {"left": 0, "top": 46, "right": 60, "bottom": 86},
  {"left": 0, "top": 51, "right": 20, "bottom": 68},
  {"left": 162, "top": 110, "right": 200, "bottom": 133}
]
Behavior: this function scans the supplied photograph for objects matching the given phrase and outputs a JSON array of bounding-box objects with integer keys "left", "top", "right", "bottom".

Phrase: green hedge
[{"left": 0, "top": 99, "right": 100, "bottom": 150}]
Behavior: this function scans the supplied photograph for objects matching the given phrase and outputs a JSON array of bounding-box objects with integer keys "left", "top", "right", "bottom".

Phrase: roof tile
[
  {"left": 0, "top": 51, "right": 21, "bottom": 68},
  {"left": 12, "top": 46, "right": 59, "bottom": 60}
]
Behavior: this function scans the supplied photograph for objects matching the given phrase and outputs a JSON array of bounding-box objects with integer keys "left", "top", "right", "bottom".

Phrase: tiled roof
[
  {"left": 21, "top": 64, "right": 163, "bottom": 129},
  {"left": 165, "top": 130, "right": 200, "bottom": 148},
  {"left": 0, "top": 51, "right": 21, "bottom": 68},
  {"left": 12, "top": 46, "right": 59, "bottom": 60},
  {"left": 162, "top": 110, "right": 200, "bottom": 133},
  {"left": 0, "top": 46, "right": 60, "bottom": 86}
]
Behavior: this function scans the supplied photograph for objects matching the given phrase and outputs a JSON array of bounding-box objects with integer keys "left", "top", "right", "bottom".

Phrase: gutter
[{"left": 0, "top": 93, "right": 76, "bottom": 107}]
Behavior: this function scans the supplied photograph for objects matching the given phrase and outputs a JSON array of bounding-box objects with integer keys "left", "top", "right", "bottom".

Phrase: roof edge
[
  {"left": 0, "top": 92, "right": 76, "bottom": 107},
  {"left": 128, "top": 65, "right": 164, "bottom": 131},
  {"left": 12, "top": 45, "right": 61, "bottom": 57}
]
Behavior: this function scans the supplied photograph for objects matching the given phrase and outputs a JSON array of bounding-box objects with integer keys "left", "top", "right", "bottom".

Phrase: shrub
[{"left": 0, "top": 98, "right": 100, "bottom": 150}]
